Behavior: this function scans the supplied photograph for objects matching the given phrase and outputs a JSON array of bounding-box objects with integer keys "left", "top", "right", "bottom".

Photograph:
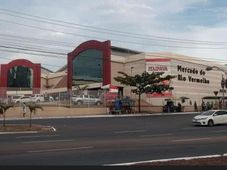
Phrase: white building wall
[
  {"left": 170, "top": 59, "right": 222, "bottom": 106},
  {"left": 143, "top": 56, "right": 225, "bottom": 107}
]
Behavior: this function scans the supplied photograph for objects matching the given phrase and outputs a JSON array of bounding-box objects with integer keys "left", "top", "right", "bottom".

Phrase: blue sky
[{"left": 1, "top": 0, "right": 227, "bottom": 71}]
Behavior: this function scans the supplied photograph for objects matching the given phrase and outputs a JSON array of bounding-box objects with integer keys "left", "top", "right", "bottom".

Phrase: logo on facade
[{"left": 148, "top": 65, "right": 168, "bottom": 72}]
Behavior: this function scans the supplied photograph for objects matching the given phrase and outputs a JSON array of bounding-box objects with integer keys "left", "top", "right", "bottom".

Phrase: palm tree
[
  {"left": 0, "top": 103, "right": 14, "bottom": 127},
  {"left": 26, "top": 103, "right": 44, "bottom": 127}
]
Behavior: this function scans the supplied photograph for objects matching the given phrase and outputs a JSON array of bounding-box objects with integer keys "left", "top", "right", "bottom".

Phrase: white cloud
[{"left": 1, "top": 0, "right": 227, "bottom": 71}]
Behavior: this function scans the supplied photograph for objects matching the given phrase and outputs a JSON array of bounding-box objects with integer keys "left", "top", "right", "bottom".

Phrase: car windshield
[
  {"left": 200, "top": 110, "right": 215, "bottom": 116},
  {"left": 12, "top": 96, "right": 22, "bottom": 99}
]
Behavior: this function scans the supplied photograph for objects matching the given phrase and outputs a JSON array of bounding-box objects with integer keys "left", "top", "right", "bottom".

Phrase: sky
[{"left": 1, "top": 0, "right": 227, "bottom": 71}]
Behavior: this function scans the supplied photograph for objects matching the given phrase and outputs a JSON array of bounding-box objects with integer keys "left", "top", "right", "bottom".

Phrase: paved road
[{"left": 0, "top": 113, "right": 227, "bottom": 165}]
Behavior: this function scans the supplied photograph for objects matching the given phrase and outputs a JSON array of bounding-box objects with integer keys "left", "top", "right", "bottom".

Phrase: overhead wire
[
  {"left": 0, "top": 8, "right": 227, "bottom": 69},
  {"left": 1, "top": 8, "right": 227, "bottom": 45},
  {"left": 0, "top": 56, "right": 63, "bottom": 68},
  {"left": 2, "top": 18, "right": 227, "bottom": 50}
]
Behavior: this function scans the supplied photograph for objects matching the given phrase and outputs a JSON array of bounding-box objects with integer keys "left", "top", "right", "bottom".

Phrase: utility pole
[{"left": 130, "top": 66, "right": 134, "bottom": 98}]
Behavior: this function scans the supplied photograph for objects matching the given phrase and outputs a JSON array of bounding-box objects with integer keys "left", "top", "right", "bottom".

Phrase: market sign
[{"left": 145, "top": 58, "right": 172, "bottom": 97}]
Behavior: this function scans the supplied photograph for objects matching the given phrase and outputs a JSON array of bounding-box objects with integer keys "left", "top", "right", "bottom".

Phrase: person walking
[{"left": 22, "top": 102, "right": 27, "bottom": 117}]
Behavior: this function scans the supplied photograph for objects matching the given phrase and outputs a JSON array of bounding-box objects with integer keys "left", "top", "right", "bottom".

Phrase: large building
[{"left": 1, "top": 40, "right": 227, "bottom": 110}]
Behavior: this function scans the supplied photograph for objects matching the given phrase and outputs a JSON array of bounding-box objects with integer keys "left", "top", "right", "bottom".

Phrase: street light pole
[
  {"left": 221, "top": 75, "right": 226, "bottom": 109},
  {"left": 206, "top": 66, "right": 227, "bottom": 109},
  {"left": 130, "top": 66, "right": 134, "bottom": 98}
]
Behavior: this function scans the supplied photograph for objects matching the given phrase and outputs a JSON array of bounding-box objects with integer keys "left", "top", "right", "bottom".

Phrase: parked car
[
  {"left": 30, "top": 94, "right": 45, "bottom": 103},
  {"left": 11, "top": 95, "right": 24, "bottom": 103},
  {"left": 192, "top": 110, "right": 227, "bottom": 126},
  {"left": 72, "top": 94, "right": 102, "bottom": 105},
  {"left": 14, "top": 96, "right": 32, "bottom": 104}
]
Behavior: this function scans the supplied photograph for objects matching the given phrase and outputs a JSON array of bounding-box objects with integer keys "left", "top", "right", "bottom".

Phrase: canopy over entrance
[{"left": 101, "top": 84, "right": 118, "bottom": 93}]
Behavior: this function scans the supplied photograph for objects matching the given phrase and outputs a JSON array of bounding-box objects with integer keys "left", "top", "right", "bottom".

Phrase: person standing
[
  {"left": 194, "top": 101, "right": 198, "bottom": 112},
  {"left": 22, "top": 102, "right": 27, "bottom": 117}
]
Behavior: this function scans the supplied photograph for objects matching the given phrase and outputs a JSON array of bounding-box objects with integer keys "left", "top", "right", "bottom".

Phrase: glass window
[
  {"left": 215, "top": 111, "right": 226, "bottom": 116},
  {"left": 7, "top": 66, "right": 33, "bottom": 88},
  {"left": 72, "top": 49, "right": 103, "bottom": 85},
  {"left": 201, "top": 110, "right": 215, "bottom": 116}
]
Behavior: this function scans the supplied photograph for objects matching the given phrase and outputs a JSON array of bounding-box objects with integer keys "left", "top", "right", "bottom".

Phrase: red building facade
[
  {"left": 0, "top": 59, "right": 41, "bottom": 96},
  {"left": 67, "top": 40, "right": 111, "bottom": 91}
]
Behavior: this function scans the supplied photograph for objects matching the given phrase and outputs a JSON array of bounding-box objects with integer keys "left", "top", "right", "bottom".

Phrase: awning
[{"left": 101, "top": 84, "right": 118, "bottom": 93}]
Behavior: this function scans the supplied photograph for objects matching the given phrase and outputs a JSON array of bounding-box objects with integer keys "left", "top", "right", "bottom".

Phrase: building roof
[
  {"left": 54, "top": 75, "right": 67, "bottom": 89},
  {"left": 146, "top": 52, "right": 227, "bottom": 69},
  {"left": 111, "top": 46, "right": 141, "bottom": 55},
  {"left": 56, "top": 65, "right": 67, "bottom": 72},
  {"left": 41, "top": 66, "right": 53, "bottom": 73}
]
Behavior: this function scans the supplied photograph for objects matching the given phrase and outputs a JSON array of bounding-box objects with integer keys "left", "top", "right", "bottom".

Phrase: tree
[
  {"left": 0, "top": 103, "right": 14, "bottom": 127},
  {"left": 114, "top": 71, "right": 176, "bottom": 112},
  {"left": 26, "top": 103, "right": 44, "bottom": 127}
]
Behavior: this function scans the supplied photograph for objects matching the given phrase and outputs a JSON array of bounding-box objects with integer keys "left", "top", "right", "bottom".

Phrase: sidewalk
[{"left": 2, "top": 106, "right": 198, "bottom": 120}]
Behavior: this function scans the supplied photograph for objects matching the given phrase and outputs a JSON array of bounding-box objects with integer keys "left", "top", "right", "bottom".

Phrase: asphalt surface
[{"left": 0, "top": 113, "right": 227, "bottom": 165}]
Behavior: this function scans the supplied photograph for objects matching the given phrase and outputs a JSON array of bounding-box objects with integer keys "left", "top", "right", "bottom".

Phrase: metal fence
[{"left": 0, "top": 87, "right": 122, "bottom": 108}]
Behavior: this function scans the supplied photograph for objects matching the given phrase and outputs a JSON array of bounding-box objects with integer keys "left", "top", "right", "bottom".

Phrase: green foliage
[
  {"left": 0, "top": 103, "right": 14, "bottom": 127},
  {"left": 26, "top": 103, "right": 44, "bottom": 114},
  {"left": 114, "top": 71, "right": 176, "bottom": 95},
  {"left": 114, "top": 71, "right": 176, "bottom": 112},
  {"left": 25, "top": 103, "right": 44, "bottom": 127},
  {"left": 0, "top": 103, "right": 14, "bottom": 114}
]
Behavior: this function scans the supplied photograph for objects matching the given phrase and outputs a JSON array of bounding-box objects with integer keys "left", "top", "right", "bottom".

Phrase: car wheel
[
  {"left": 96, "top": 101, "right": 101, "bottom": 106},
  {"left": 208, "top": 120, "right": 214, "bottom": 127},
  {"left": 77, "top": 101, "right": 82, "bottom": 105}
]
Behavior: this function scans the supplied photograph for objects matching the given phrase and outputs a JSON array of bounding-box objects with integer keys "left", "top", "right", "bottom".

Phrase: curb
[
  {"left": 0, "top": 126, "right": 56, "bottom": 135},
  {"left": 108, "top": 154, "right": 227, "bottom": 166},
  {"left": 0, "top": 131, "right": 38, "bottom": 135},
  {"left": 3, "top": 112, "right": 198, "bottom": 120}
]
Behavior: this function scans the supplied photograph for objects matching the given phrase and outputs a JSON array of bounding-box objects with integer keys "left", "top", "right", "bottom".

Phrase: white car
[
  {"left": 11, "top": 95, "right": 24, "bottom": 103},
  {"left": 14, "top": 96, "right": 32, "bottom": 104},
  {"left": 30, "top": 94, "right": 45, "bottom": 103},
  {"left": 192, "top": 110, "right": 227, "bottom": 126}
]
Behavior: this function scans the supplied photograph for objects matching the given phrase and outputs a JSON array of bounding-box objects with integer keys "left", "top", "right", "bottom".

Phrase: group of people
[
  {"left": 201, "top": 101, "right": 218, "bottom": 111},
  {"left": 108, "top": 96, "right": 135, "bottom": 114},
  {"left": 163, "top": 100, "right": 182, "bottom": 112}
]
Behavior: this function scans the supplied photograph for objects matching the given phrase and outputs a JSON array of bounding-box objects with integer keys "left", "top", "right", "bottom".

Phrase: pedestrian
[
  {"left": 22, "top": 102, "right": 27, "bottom": 117},
  {"left": 194, "top": 101, "right": 198, "bottom": 112},
  {"left": 201, "top": 101, "right": 205, "bottom": 111},
  {"left": 177, "top": 102, "right": 182, "bottom": 112},
  {"left": 114, "top": 97, "right": 122, "bottom": 114}
]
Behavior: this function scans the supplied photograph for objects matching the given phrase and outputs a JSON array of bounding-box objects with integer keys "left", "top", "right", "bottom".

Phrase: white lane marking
[
  {"left": 0, "top": 131, "right": 38, "bottom": 135},
  {"left": 114, "top": 130, "right": 146, "bottom": 134},
  {"left": 16, "top": 134, "right": 60, "bottom": 139},
  {"left": 22, "top": 139, "right": 74, "bottom": 144},
  {"left": 107, "top": 154, "right": 221, "bottom": 166},
  {"left": 171, "top": 137, "right": 211, "bottom": 142},
  {"left": 28, "top": 146, "right": 94, "bottom": 153},
  {"left": 141, "top": 133, "right": 173, "bottom": 138}
]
